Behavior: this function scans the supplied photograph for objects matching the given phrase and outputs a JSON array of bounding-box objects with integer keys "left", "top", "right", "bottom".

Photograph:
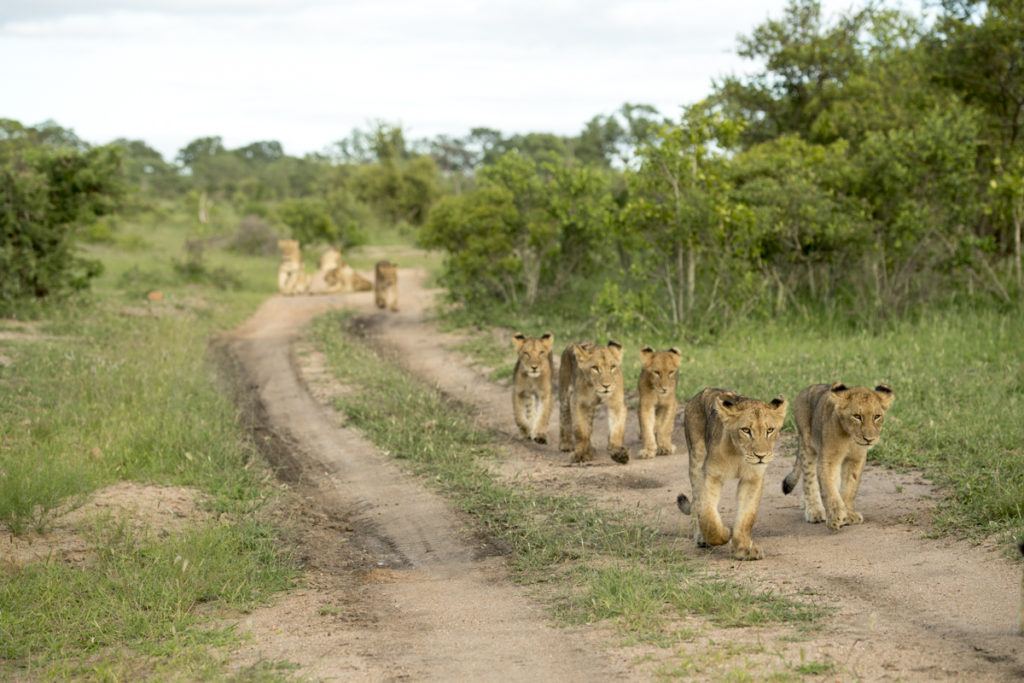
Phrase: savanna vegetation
[{"left": 1, "top": 0, "right": 1022, "bottom": 675}]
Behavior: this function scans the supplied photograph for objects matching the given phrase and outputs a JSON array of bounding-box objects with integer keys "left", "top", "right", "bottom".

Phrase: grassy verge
[
  {"left": 443, "top": 308, "right": 1024, "bottom": 543},
  {"left": 0, "top": 207, "right": 297, "bottom": 677},
  {"left": 310, "top": 312, "right": 821, "bottom": 645}
]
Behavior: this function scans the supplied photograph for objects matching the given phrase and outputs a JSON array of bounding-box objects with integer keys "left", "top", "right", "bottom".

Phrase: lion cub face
[
  {"left": 319, "top": 247, "right": 342, "bottom": 270},
  {"left": 716, "top": 396, "right": 787, "bottom": 465},
  {"left": 513, "top": 333, "right": 553, "bottom": 378},
  {"left": 640, "top": 347, "right": 681, "bottom": 396},
  {"left": 575, "top": 341, "right": 623, "bottom": 397},
  {"left": 829, "top": 383, "right": 894, "bottom": 447}
]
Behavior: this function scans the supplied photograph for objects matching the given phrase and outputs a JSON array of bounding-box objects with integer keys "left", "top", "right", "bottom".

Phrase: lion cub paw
[
  {"left": 571, "top": 448, "right": 594, "bottom": 464},
  {"left": 656, "top": 444, "right": 676, "bottom": 456},
  {"left": 731, "top": 543, "right": 764, "bottom": 561},
  {"left": 637, "top": 448, "right": 656, "bottom": 460},
  {"left": 846, "top": 510, "right": 864, "bottom": 525},
  {"left": 825, "top": 512, "right": 848, "bottom": 531},
  {"left": 609, "top": 447, "right": 630, "bottom": 465},
  {"left": 531, "top": 434, "right": 547, "bottom": 444},
  {"left": 803, "top": 505, "right": 826, "bottom": 524},
  {"left": 559, "top": 441, "right": 573, "bottom": 453}
]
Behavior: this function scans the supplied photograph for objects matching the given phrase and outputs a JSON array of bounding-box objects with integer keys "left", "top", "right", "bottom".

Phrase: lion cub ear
[
  {"left": 540, "top": 332, "right": 554, "bottom": 351},
  {"left": 874, "top": 384, "right": 894, "bottom": 409},
  {"left": 830, "top": 382, "right": 849, "bottom": 393},
  {"left": 606, "top": 339, "right": 623, "bottom": 360},
  {"left": 512, "top": 333, "right": 526, "bottom": 351},
  {"left": 639, "top": 346, "right": 654, "bottom": 367},
  {"left": 768, "top": 396, "right": 787, "bottom": 417},
  {"left": 573, "top": 344, "right": 592, "bottom": 363},
  {"left": 668, "top": 347, "right": 682, "bottom": 367},
  {"left": 715, "top": 396, "right": 741, "bottom": 419}
]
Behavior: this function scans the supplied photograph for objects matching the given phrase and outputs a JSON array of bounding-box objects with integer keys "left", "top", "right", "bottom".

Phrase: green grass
[
  {"left": 310, "top": 312, "right": 821, "bottom": 645},
  {"left": 444, "top": 306, "right": 1024, "bottom": 542},
  {"left": 0, "top": 203, "right": 299, "bottom": 677}
]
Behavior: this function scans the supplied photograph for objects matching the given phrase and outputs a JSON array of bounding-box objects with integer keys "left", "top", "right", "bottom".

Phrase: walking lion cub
[
  {"left": 512, "top": 333, "right": 554, "bottom": 444},
  {"left": 677, "top": 388, "right": 787, "bottom": 560},
  {"left": 637, "top": 347, "right": 681, "bottom": 459},
  {"left": 558, "top": 341, "right": 629, "bottom": 464},
  {"left": 374, "top": 260, "right": 399, "bottom": 312},
  {"left": 782, "top": 382, "right": 894, "bottom": 531}
]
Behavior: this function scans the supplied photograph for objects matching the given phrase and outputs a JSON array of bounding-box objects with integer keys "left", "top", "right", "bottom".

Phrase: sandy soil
[{"left": 355, "top": 269, "right": 1024, "bottom": 681}]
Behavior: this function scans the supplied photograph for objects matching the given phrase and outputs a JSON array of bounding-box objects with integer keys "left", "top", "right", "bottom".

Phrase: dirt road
[
  {"left": 223, "top": 291, "right": 622, "bottom": 681},
  {"left": 223, "top": 268, "right": 1023, "bottom": 680}
]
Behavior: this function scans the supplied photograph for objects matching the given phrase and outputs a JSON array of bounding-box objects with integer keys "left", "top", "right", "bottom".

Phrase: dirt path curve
[
  {"left": 365, "top": 269, "right": 1024, "bottom": 681},
  {"left": 224, "top": 290, "right": 623, "bottom": 681}
]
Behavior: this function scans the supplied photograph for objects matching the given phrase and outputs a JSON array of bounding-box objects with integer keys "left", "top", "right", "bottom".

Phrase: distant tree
[
  {"left": 176, "top": 136, "right": 226, "bottom": 169},
  {"left": 235, "top": 140, "right": 285, "bottom": 163}
]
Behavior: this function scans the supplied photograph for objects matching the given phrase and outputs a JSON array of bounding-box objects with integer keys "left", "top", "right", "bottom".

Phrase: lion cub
[
  {"left": 512, "top": 333, "right": 554, "bottom": 443},
  {"left": 374, "top": 260, "right": 399, "bottom": 312},
  {"left": 677, "top": 388, "right": 787, "bottom": 560},
  {"left": 637, "top": 347, "right": 681, "bottom": 459},
  {"left": 782, "top": 382, "right": 894, "bottom": 531},
  {"left": 558, "top": 341, "right": 629, "bottom": 464},
  {"left": 277, "top": 239, "right": 309, "bottom": 295}
]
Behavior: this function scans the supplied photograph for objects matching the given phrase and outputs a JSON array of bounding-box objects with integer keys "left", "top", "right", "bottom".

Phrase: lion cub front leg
[
  {"left": 732, "top": 471, "right": 766, "bottom": 560},
  {"left": 840, "top": 449, "right": 868, "bottom": 524},
  {"left": 698, "top": 474, "right": 731, "bottom": 547},
  {"left": 819, "top": 446, "right": 849, "bottom": 530},
  {"left": 637, "top": 395, "right": 658, "bottom": 459},
  {"left": 655, "top": 402, "right": 676, "bottom": 456},
  {"left": 531, "top": 386, "right": 553, "bottom": 444},
  {"left": 571, "top": 399, "right": 595, "bottom": 463},
  {"left": 607, "top": 395, "right": 629, "bottom": 464},
  {"left": 513, "top": 390, "right": 531, "bottom": 439}
]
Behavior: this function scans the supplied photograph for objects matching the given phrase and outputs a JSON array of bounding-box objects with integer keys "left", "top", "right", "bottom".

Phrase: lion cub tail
[
  {"left": 676, "top": 493, "right": 692, "bottom": 515},
  {"left": 782, "top": 467, "right": 800, "bottom": 495}
]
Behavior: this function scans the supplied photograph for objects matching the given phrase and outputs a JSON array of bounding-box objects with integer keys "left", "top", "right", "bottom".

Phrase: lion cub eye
[
  {"left": 873, "top": 414, "right": 882, "bottom": 421},
  {"left": 591, "top": 367, "right": 599, "bottom": 374},
  {"left": 853, "top": 414, "right": 863, "bottom": 422},
  {"left": 741, "top": 427, "right": 752, "bottom": 436},
  {"left": 610, "top": 365, "right": 618, "bottom": 371},
  {"left": 668, "top": 371, "right": 676, "bottom": 377},
  {"left": 654, "top": 371, "right": 661, "bottom": 377},
  {"left": 766, "top": 427, "right": 775, "bottom": 435}
]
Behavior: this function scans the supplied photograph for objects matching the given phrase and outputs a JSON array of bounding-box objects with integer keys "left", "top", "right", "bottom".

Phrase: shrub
[{"left": 228, "top": 214, "right": 279, "bottom": 256}]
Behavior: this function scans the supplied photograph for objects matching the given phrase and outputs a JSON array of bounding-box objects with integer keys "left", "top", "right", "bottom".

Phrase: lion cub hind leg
[
  {"left": 819, "top": 445, "right": 850, "bottom": 530},
  {"left": 513, "top": 388, "right": 531, "bottom": 439},
  {"left": 798, "top": 437, "right": 826, "bottom": 523}
]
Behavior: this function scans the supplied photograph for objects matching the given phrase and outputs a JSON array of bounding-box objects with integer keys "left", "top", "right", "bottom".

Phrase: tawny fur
[
  {"left": 558, "top": 341, "right": 629, "bottom": 465},
  {"left": 636, "top": 347, "right": 681, "bottom": 459},
  {"left": 374, "top": 261, "right": 399, "bottom": 311},
  {"left": 277, "top": 239, "right": 310, "bottom": 295},
  {"left": 308, "top": 248, "right": 345, "bottom": 294},
  {"left": 782, "top": 382, "right": 894, "bottom": 531},
  {"left": 511, "top": 333, "right": 554, "bottom": 444},
  {"left": 677, "top": 388, "right": 787, "bottom": 561}
]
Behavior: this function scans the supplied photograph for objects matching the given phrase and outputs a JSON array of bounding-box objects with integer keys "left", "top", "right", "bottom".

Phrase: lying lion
[{"left": 277, "top": 239, "right": 309, "bottom": 295}]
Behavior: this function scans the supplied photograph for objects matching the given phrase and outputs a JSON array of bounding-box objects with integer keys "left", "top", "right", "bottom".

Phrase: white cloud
[{"left": 1, "top": 0, "right": 860, "bottom": 159}]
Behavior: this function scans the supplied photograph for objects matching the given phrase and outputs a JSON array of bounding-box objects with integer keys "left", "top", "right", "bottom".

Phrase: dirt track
[{"left": 224, "top": 268, "right": 1024, "bottom": 680}]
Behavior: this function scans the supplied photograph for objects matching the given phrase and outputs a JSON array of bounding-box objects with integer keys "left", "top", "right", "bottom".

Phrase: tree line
[{"left": 4, "top": 0, "right": 1023, "bottom": 330}]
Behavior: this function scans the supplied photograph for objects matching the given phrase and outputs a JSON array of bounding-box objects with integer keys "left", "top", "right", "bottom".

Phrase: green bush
[{"left": 0, "top": 120, "right": 122, "bottom": 312}]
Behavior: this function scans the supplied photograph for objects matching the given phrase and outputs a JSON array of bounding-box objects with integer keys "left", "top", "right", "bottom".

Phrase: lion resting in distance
[
  {"left": 559, "top": 340, "right": 629, "bottom": 465},
  {"left": 511, "top": 333, "right": 554, "bottom": 444},
  {"left": 374, "top": 260, "right": 399, "bottom": 312},
  {"left": 677, "top": 388, "right": 787, "bottom": 560},
  {"left": 637, "top": 347, "right": 681, "bottom": 459},
  {"left": 782, "top": 382, "right": 894, "bottom": 531},
  {"left": 308, "top": 247, "right": 372, "bottom": 294},
  {"left": 277, "top": 239, "right": 309, "bottom": 295}
]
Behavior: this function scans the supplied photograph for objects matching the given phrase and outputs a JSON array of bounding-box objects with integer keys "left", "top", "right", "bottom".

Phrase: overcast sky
[{"left": 2, "top": 0, "right": 862, "bottom": 160}]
